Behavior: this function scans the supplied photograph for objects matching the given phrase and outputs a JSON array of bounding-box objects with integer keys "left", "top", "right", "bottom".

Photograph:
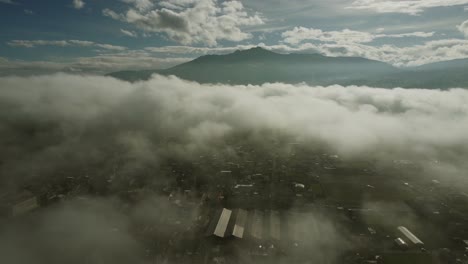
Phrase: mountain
[
  {"left": 414, "top": 58, "right": 468, "bottom": 71},
  {"left": 108, "top": 47, "right": 468, "bottom": 89},
  {"left": 361, "top": 58, "right": 468, "bottom": 89}
]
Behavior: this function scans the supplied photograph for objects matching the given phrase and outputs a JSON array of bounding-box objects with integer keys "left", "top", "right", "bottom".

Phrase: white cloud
[
  {"left": 378, "top": 32, "right": 436, "bottom": 38},
  {"left": 307, "top": 39, "right": 468, "bottom": 67},
  {"left": 267, "top": 39, "right": 468, "bottom": 67},
  {"left": 144, "top": 44, "right": 258, "bottom": 54},
  {"left": 281, "top": 27, "right": 435, "bottom": 45},
  {"left": 122, "top": 0, "right": 154, "bottom": 11},
  {"left": 0, "top": 52, "right": 190, "bottom": 75},
  {"left": 144, "top": 38, "right": 468, "bottom": 67},
  {"left": 24, "top": 9, "right": 34, "bottom": 15},
  {"left": 7, "top": 40, "right": 127, "bottom": 51},
  {"left": 283, "top": 27, "right": 375, "bottom": 45},
  {"left": 348, "top": 0, "right": 468, "bottom": 15},
  {"left": 457, "top": 20, "right": 468, "bottom": 38},
  {"left": 102, "top": 0, "right": 264, "bottom": 46},
  {"left": 121, "top": 29, "right": 138, "bottom": 38},
  {"left": 2, "top": 74, "right": 468, "bottom": 178},
  {"left": 73, "top": 0, "right": 85, "bottom": 9}
]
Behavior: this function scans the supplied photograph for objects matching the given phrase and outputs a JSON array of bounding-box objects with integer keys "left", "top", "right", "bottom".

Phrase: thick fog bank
[
  {"left": 1, "top": 73, "right": 468, "bottom": 263},
  {"left": 1, "top": 74, "right": 467, "bottom": 187}
]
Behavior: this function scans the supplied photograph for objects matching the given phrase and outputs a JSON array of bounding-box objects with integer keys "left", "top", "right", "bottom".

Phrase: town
[{"left": 2, "top": 141, "right": 468, "bottom": 264}]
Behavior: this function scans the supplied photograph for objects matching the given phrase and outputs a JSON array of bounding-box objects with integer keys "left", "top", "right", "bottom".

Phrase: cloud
[
  {"left": 144, "top": 44, "right": 258, "bottom": 54},
  {"left": 120, "top": 29, "right": 138, "bottom": 38},
  {"left": 102, "top": 0, "right": 264, "bottom": 46},
  {"left": 348, "top": 0, "right": 468, "bottom": 15},
  {"left": 146, "top": 38, "right": 468, "bottom": 67},
  {"left": 457, "top": 20, "right": 468, "bottom": 38},
  {"left": 0, "top": 195, "right": 201, "bottom": 264},
  {"left": 281, "top": 27, "right": 435, "bottom": 45},
  {"left": 1, "top": 74, "right": 468, "bottom": 187},
  {"left": 122, "top": 0, "right": 154, "bottom": 11},
  {"left": 1, "top": 74, "right": 468, "bottom": 262},
  {"left": 0, "top": 0, "right": 18, "bottom": 4},
  {"left": 0, "top": 52, "right": 190, "bottom": 75},
  {"left": 7, "top": 40, "right": 127, "bottom": 51},
  {"left": 294, "top": 38, "right": 468, "bottom": 67},
  {"left": 72, "top": 0, "right": 85, "bottom": 9}
]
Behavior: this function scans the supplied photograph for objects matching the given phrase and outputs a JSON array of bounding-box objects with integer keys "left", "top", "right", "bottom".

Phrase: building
[
  {"left": 0, "top": 190, "right": 39, "bottom": 217},
  {"left": 232, "top": 209, "right": 248, "bottom": 238},
  {"left": 394, "top": 237, "right": 409, "bottom": 250},
  {"left": 250, "top": 210, "right": 264, "bottom": 240},
  {"left": 270, "top": 210, "right": 281, "bottom": 241},
  {"left": 206, "top": 208, "right": 233, "bottom": 238},
  {"left": 397, "top": 226, "right": 424, "bottom": 246}
]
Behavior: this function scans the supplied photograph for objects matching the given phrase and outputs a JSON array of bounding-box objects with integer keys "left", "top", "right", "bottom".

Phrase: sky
[{"left": 0, "top": 0, "right": 467, "bottom": 74}]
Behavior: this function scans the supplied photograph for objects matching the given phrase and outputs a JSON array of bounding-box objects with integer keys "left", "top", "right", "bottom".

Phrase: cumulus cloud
[
  {"left": 102, "top": 0, "right": 264, "bottom": 46},
  {"left": 72, "top": 0, "right": 85, "bottom": 9},
  {"left": 281, "top": 27, "right": 435, "bottom": 45},
  {"left": 7, "top": 39, "right": 127, "bottom": 51},
  {"left": 348, "top": 0, "right": 468, "bottom": 15},
  {"left": 457, "top": 20, "right": 468, "bottom": 38}
]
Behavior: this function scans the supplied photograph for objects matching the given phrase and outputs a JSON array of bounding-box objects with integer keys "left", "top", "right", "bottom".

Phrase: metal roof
[
  {"left": 394, "top": 237, "right": 408, "bottom": 247},
  {"left": 214, "top": 209, "right": 232, "bottom": 237},
  {"left": 398, "top": 226, "right": 424, "bottom": 245},
  {"left": 232, "top": 209, "right": 248, "bottom": 238},
  {"left": 251, "top": 210, "right": 264, "bottom": 240},
  {"left": 270, "top": 211, "right": 281, "bottom": 241}
]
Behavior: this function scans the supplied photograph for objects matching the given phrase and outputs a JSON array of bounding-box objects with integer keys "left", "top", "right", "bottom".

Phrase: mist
[
  {"left": 1, "top": 74, "right": 468, "bottom": 185},
  {"left": 1, "top": 73, "right": 468, "bottom": 263}
]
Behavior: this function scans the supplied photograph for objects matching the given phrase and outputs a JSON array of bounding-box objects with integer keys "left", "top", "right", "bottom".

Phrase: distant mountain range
[{"left": 108, "top": 47, "right": 468, "bottom": 89}]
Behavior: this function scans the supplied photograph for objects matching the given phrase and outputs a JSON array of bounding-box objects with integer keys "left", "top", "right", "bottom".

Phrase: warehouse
[
  {"left": 0, "top": 190, "right": 39, "bottom": 217},
  {"left": 397, "top": 226, "right": 424, "bottom": 245},
  {"left": 270, "top": 210, "right": 281, "bottom": 241},
  {"left": 206, "top": 208, "right": 233, "bottom": 238},
  {"left": 250, "top": 210, "right": 264, "bottom": 240},
  {"left": 232, "top": 209, "right": 248, "bottom": 238}
]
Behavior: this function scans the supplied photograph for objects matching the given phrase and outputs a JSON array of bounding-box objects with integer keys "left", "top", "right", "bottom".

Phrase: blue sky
[{"left": 0, "top": 0, "right": 467, "bottom": 74}]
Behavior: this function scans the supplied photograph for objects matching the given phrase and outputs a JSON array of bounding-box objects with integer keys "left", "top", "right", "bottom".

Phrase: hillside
[{"left": 108, "top": 48, "right": 468, "bottom": 88}]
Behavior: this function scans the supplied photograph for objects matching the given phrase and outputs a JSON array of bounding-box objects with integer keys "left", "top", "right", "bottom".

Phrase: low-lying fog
[{"left": 1, "top": 74, "right": 467, "bottom": 263}]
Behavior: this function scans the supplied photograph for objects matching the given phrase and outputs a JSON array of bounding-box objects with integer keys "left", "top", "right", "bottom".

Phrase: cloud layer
[
  {"left": 349, "top": 0, "right": 468, "bottom": 15},
  {"left": 0, "top": 52, "right": 190, "bottom": 75},
  {"left": 281, "top": 27, "right": 435, "bottom": 45},
  {"left": 1, "top": 74, "right": 468, "bottom": 263},
  {"left": 7, "top": 40, "right": 127, "bottom": 51},
  {"left": 0, "top": 0, "right": 17, "bottom": 4},
  {"left": 1, "top": 74, "right": 468, "bottom": 188}
]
